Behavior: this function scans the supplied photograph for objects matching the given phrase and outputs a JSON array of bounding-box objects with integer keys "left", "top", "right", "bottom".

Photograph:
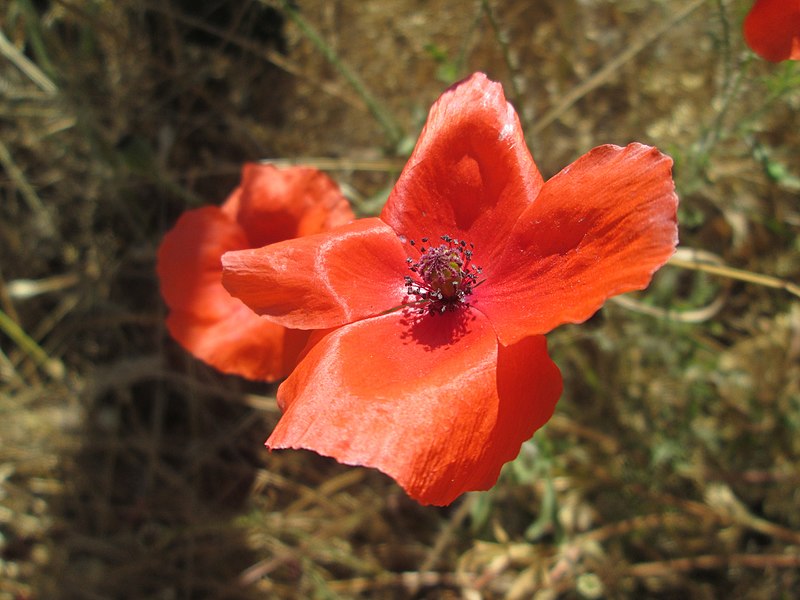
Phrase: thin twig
[
  {"left": 0, "top": 28, "right": 58, "bottom": 95},
  {"left": 259, "top": 156, "right": 407, "bottom": 172},
  {"left": 693, "top": 0, "right": 745, "bottom": 162},
  {"left": 628, "top": 553, "right": 800, "bottom": 577},
  {"left": 0, "top": 139, "right": 57, "bottom": 237},
  {"left": 326, "top": 571, "right": 469, "bottom": 595},
  {"left": 275, "top": 0, "right": 405, "bottom": 147},
  {"left": 87, "top": 355, "right": 280, "bottom": 413},
  {"left": 611, "top": 247, "right": 732, "bottom": 322},
  {"left": 668, "top": 248, "right": 800, "bottom": 299},
  {"left": 547, "top": 414, "right": 620, "bottom": 453},
  {"left": 481, "top": 0, "right": 523, "bottom": 110},
  {"left": 128, "top": 0, "right": 367, "bottom": 111},
  {"left": 531, "top": 0, "right": 707, "bottom": 135},
  {"left": 0, "top": 266, "right": 20, "bottom": 323},
  {"left": 579, "top": 513, "right": 700, "bottom": 545},
  {"left": 420, "top": 495, "right": 476, "bottom": 573},
  {"left": 6, "top": 273, "right": 80, "bottom": 300},
  {"left": 705, "top": 482, "right": 800, "bottom": 545},
  {"left": 0, "top": 308, "right": 64, "bottom": 380},
  {"left": 611, "top": 292, "right": 728, "bottom": 323}
]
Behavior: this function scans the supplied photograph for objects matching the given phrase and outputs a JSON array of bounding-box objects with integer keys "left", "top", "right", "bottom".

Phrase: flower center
[{"left": 404, "top": 235, "right": 483, "bottom": 315}]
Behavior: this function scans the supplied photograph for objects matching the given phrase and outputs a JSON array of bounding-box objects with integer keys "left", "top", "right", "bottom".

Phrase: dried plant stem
[
  {"left": 695, "top": 0, "right": 742, "bottom": 157},
  {"left": 0, "top": 140, "right": 56, "bottom": 237},
  {"left": 481, "top": 0, "right": 523, "bottom": 109},
  {"left": 634, "top": 482, "right": 800, "bottom": 546},
  {"left": 259, "top": 156, "right": 407, "bottom": 172},
  {"left": 547, "top": 414, "right": 619, "bottom": 453},
  {"left": 531, "top": 0, "right": 706, "bottom": 135},
  {"left": 0, "top": 29, "right": 57, "bottom": 95},
  {"left": 87, "top": 355, "right": 280, "bottom": 413},
  {"left": 0, "top": 308, "right": 63, "bottom": 380},
  {"left": 611, "top": 248, "right": 730, "bottom": 322},
  {"left": 420, "top": 494, "right": 476, "bottom": 573},
  {"left": 669, "top": 249, "right": 800, "bottom": 299},
  {"left": 615, "top": 246, "right": 798, "bottom": 320},
  {"left": 327, "top": 572, "right": 467, "bottom": 596},
  {"left": 579, "top": 513, "right": 699, "bottom": 544},
  {"left": 628, "top": 553, "right": 800, "bottom": 577},
  {"left": 611, "top": 291, "right": 728, "bottom": 323},
  {"left": 276, "top": 0, "right": 405, "bottom": 147},
  {"left": 6, "top": 273, "right": 80, "bottom": 300},
  {"left": 138, "top": 0, "right": 366, "bottom": 111},
  {"left": 0, "top": 267, "right": 20, "bottom": 323}
]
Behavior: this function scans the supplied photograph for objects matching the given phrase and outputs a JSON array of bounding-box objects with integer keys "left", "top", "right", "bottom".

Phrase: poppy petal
[
  {"left": 157, "top": 206, "right": 249, "bottom": 321},
  {"left": 476, "top": 143, "right": 678, "bottom": 345},
  {"left": 743, "top": 0, "right": 800, "bottom": 62},
  {"left": 381, "top": 73, "right": 543, "bottom": 257},
  {"left": 158, "top": 205, "right": 311, "bottom": 380},
  {"left": 166, "top": 305, "right": 311, "bottom": 381},
  {"left": 228, "top": 163, "right": 355, "bottom": 247},
  {"left": 268, "top": 310, "right": 563, "bottom": 506},
  {"left": 222, "top": 218, "right": 410, "bottom": 330}
]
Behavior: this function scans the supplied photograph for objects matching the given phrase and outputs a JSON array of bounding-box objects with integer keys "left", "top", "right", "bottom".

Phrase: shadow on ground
[{"left": 36, "top": 355, "right": 269, "bottom": 599}]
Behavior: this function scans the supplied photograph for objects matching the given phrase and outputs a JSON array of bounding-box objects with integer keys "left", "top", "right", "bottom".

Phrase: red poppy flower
[
  {"left": 743, "top": 0, "right": 800, "bottom": 62},
  {"left": 157, "top": 163, "right": 354, "bottom": 381},
  {"left": 222, "top": 73, "right": 679, "bottom": 505}
]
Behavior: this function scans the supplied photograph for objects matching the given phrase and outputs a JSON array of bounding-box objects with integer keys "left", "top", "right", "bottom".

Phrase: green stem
[
  {"left": 481, "top": 0, "right": 523, "bottom": 110},
  {"left": 277, "top": 0, "right": 405, "bottom": 148},
  {"left": 0, "top": 308, "right": 63, "bottom": 379}
]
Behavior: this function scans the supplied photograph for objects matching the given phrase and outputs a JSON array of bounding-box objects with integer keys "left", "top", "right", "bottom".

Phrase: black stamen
[{"left": 402, "top": 233, "right": 483, "bottom": 316}]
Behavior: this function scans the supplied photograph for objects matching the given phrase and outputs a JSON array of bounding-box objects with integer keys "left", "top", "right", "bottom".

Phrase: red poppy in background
[
  {"left": 157, "top": 164, "right": 354, "bottom": 381},
  {"left": 222, "top": 73, "right": 679, "bottom": 505},
  {"left": 743, "top": 0, "right": 800, "bottom": 62}
]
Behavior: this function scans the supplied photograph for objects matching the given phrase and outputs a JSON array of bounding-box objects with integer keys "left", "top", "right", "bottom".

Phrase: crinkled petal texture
[
  {"left": 222, "top": 218, "right": 410, "bottom": 330},
  {"left": 744, "top": 0, "right": 800, "bottom": 62},
  {"left": 268, "top": 310, "right": 563, "bottom": 506},
  {"left": 381, "top": 72, "right": 543, "bottom": 263},
  {"left": 475, "top": 143, "right": 679, "bottom": 345},
  {"left": 157, "top": 164, "right": 354, "bottom": 380}
]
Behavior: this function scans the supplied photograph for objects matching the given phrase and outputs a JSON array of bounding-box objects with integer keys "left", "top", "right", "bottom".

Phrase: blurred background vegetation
[{"left": 1, "top": 0, "right": 799, "bottom": 598}]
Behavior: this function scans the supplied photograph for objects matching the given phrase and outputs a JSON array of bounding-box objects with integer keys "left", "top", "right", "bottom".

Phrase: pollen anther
[{"left": 403, "top": 235, "right": 483, "bottom": 315}]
